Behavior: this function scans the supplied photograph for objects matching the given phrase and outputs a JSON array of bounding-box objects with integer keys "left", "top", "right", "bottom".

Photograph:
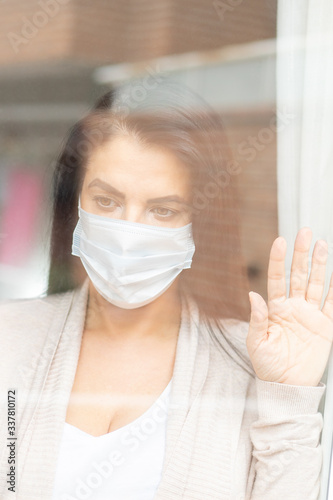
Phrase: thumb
[{"left": 247, "top": 292, "right": 269, "bottom": 351}]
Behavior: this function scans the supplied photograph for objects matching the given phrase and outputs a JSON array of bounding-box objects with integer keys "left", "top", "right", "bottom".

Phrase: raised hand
[{"left": 247, "top": 227, "right": 333, "bottom": 386}]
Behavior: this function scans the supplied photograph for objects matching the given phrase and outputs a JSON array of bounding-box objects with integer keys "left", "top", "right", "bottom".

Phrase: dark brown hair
[{"left": 48, "top": 79, "right": 250, "bottom": 321}]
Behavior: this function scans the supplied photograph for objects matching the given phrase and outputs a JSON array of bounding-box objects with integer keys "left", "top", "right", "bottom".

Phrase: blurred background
[{"left": 0, "top": 0, "right": 278, "bottom": 300}]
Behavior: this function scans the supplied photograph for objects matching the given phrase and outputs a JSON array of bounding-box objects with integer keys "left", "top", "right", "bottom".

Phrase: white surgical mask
[{"left": 72, "top": 202, "right": 195, "bottom": 309}]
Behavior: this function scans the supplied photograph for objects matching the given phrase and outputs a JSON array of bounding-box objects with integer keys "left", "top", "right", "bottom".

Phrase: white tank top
[{"left": 52, "top": 379, "right": 172, "bottom": 500}]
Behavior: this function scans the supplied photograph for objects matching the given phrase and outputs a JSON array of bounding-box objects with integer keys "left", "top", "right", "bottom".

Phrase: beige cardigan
[{"left": 0, "top": 279, "right": 325, "bottom": 500}]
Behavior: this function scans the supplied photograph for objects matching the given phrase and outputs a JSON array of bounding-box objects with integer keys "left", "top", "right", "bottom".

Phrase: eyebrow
[{"left": 88, "top": 178, "right": 191, "bottom": 206}]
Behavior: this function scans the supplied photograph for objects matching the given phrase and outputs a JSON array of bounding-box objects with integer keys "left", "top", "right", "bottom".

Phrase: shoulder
[
  {"left": 0, "top": 290, "right": 74, "bottom": 332},
  {"left": 0, "top": 290, "right": 75, "bottom": 368}
]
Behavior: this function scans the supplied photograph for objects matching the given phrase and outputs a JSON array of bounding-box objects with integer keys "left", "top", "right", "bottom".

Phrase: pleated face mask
[{"left": 72, "top": 201, "right": 196, "bottom": 309}]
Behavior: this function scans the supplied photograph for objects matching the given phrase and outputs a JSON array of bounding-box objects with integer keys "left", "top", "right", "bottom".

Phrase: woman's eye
[
  {"left": 94, "top": 196, "right": 117, "bottom": 209},
  {"left": 152, "top": 207, "right": 176, "bottom": 218}
]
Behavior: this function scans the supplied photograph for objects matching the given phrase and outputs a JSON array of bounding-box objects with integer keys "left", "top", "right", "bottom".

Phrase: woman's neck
[{"left": 84, "top": 279, "right": 182, "bottom": 343}]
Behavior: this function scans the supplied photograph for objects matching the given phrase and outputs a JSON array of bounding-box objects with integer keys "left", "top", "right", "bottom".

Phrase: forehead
[{"left": 84, "top": 135, "right": 191, "bottom": 193}]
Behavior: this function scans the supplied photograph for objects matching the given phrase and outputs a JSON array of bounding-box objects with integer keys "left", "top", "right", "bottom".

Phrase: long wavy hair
[{"left": 48, "top": 78, "right": 250, "bottom": 321}]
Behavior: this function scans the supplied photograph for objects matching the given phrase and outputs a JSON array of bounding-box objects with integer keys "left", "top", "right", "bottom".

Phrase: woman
[{"left": 0, "top": 79, "right": 332, "bottom": 500}]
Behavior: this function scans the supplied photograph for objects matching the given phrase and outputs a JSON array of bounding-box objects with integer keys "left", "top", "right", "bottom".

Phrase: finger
[
  {"left": 322, "top": 273, "right": 333, "bottom": 321},
  {"left": 289, "top": 227, "right": 312, "bottom": 299},
  {"left": 247, "top": 291, "right": 269, "bottom": 353},
  {"left": 306, "top": 240, "right": 328, "bottom": 307},
  {"left": 267, "top": 236, "right": 287, "bottom": 302}
]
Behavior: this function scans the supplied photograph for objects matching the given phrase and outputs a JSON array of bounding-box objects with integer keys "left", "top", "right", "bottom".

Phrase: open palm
[{"left": 247, "top": 228, "right": 333, "bottom": 386}]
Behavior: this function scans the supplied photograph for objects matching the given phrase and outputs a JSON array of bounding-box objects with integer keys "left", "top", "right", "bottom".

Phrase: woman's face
[{"left": 80, "top": 135, "right": 192, "bottom": 228}]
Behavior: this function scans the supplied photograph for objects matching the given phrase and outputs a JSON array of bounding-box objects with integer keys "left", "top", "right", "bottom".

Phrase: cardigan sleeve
[{"left": 247, "top": 377, "right": 325, "bottom": 500}]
